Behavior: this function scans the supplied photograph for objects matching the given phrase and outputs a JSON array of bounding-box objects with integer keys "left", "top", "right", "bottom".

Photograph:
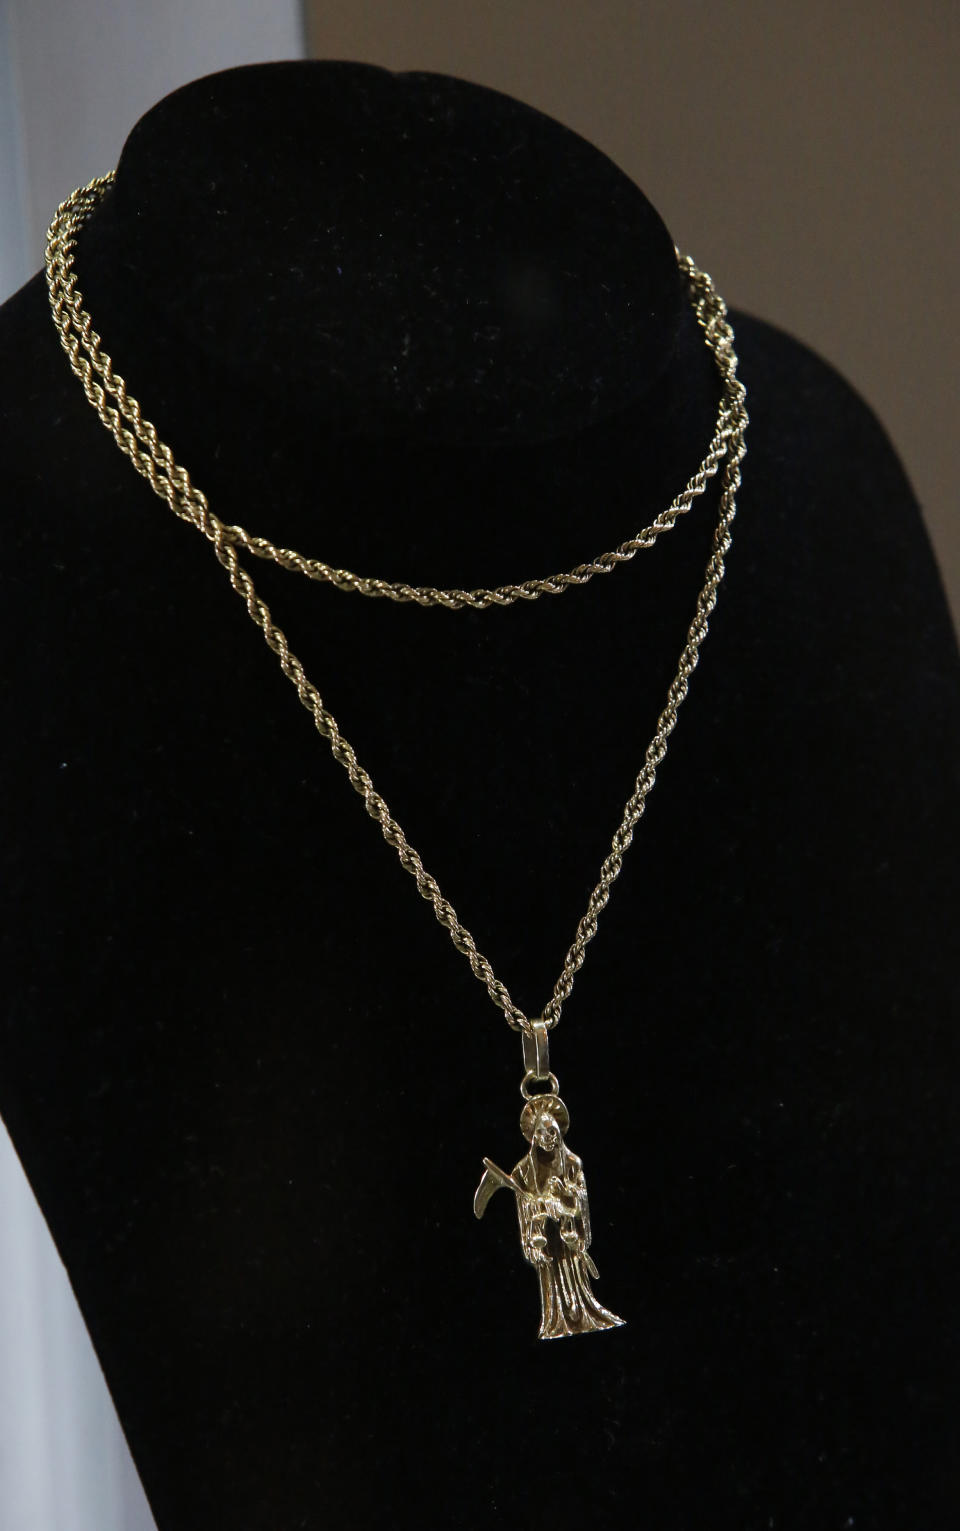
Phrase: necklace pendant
[{"left": 473, "top": 1022, "right": 625, "bottom": 1340}]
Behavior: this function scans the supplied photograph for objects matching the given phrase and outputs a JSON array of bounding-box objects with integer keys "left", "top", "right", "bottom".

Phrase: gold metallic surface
[
  {"left": 46, "top": 172, "right": 747, "bottom": 1338},
  {"left": 44, "top": 176, "right": 736, "bottom": 612},
  {"left": 44, "top": 173, "right": 748, "bottom": 1041},
  {"left": 474, "top": 1093, "right": 624, "bottom": 1338},
  {"left": 521, "top": 1019, "right": 551, "bottom": 1082}
]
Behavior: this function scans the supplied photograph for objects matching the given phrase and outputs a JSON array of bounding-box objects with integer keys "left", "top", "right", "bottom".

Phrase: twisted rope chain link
[
  {"left": 45, "top": 173, "right": 740, "bottom": 609},
  {"left": 45, "top": 173, "right": 748, "bottom": 1034}
]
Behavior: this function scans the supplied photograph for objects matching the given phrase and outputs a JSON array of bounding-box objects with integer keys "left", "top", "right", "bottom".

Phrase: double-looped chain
[{"left": 45, "top": 172, "right": 748, "bottom": 1035}]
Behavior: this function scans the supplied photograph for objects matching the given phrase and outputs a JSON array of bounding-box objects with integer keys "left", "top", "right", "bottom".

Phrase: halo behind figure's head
[{"left": 520, "top": 1093, "right": 569, "bottom": 1142}]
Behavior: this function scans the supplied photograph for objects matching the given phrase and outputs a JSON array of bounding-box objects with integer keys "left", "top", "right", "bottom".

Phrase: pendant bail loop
[{"left": 522, "top": 1019, "right": 551, "bottom": 1082}]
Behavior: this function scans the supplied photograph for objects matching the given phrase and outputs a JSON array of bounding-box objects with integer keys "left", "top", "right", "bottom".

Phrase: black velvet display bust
[{"left": 1, "top": 60, "right": 958, "bottom": 1531}]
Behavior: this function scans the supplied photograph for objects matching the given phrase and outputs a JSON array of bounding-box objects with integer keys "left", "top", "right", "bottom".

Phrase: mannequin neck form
[
  {"left": 69, "top": 60, "right": 721, "bottom": 582},
  {"left": 2, "top": 57, "right": 959, "bottom": 1531}
]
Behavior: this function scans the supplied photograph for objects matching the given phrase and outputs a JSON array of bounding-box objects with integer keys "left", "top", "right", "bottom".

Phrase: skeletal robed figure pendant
[{"left": 474, "top": 1022, "right": 624, "bottom": 1340}]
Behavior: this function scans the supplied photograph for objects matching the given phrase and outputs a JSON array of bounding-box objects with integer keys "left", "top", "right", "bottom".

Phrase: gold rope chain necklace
[{"left": 46, "top": 173, "right": 748, "bottom": 1339}]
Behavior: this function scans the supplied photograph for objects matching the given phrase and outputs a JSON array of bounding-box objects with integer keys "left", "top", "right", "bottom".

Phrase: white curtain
[{"left": 0, "top": 1120, "right": 158, "bottom": 1531}]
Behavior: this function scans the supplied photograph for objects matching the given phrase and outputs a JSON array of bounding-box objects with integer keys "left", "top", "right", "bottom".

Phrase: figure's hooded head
[{"left": 520, "top": 1092, "right": 569, "bottom": 1148}]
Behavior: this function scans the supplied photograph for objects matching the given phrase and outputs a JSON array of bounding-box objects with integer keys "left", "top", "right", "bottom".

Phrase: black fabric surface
[{"left": 1, "top": 61, "right": 958, "bottom": 1531}]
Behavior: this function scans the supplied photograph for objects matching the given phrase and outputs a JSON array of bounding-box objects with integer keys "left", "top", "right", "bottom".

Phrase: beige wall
[{"left": 305, "top": 0, "right": 960, "bottom": 632}]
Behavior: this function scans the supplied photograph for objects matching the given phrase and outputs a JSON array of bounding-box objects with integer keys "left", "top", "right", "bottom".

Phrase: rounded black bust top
[
  {"left": 1, "top": 56, "right": 958, "bottom": 1531},
  {"left": 71, "top": 59, "right": 721, "bottom": 584},
  {"left": 107, "top": 59, "right": 685, "bottom": 441}
]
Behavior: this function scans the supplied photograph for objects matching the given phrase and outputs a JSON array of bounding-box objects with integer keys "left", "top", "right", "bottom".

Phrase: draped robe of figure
[{"left": 512, "top": 1133, "right": 624, "bottom": 1339}]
